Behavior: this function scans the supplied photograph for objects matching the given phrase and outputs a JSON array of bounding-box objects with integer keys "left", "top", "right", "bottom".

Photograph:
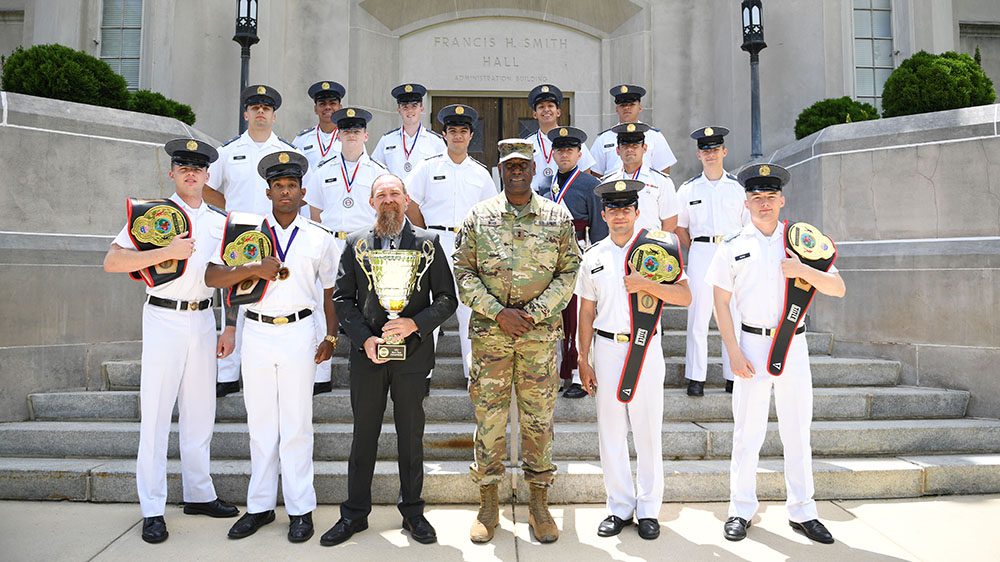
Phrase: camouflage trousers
[{"left": 469, "top": 335, "right": 560, "bottom": 487}]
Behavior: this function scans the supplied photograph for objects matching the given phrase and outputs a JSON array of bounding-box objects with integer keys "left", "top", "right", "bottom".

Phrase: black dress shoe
[
  {"left": 141, "top": 516, "right": 168, "bottom": 544},
  {"left": 183, "top": 498, "right": 239, "bottom": 518},
  {"left": 216, "top": 381, "right": 240, "bottom": 398},
  {"left": 313, "top": 381, "right": 332, "bottom": 395},
  {"left": 227, "top": 510, "right": 276, "bottom": 539},
  {"left": 790, "top": 519, "right": 835, "bottom": 544},
  {"left": 637, "top": 518, "right": 660, "bottom": 540},
  {"left": 686, "top": 379, "right": 705, "bottom": 397},
  {"left": 563, "top": 383, "right": 588, "bottom": 399},
  {"left": 320, "top": 517, "right": 368, "bottom": 546},
  {"left": 723, "top": 516, "right": 750, "bottom": 541},
  {"left": 402, "top": 515, "right": 437, "bottom": 544},
  {"left": 288, "top": 512, "right": 314, "bottom": 543},
  {"left": 725, "top": 379, "right": 734, "bottom": 393},
  {"left": 597, "top": 515, "right": 633, "bottom": 537}
]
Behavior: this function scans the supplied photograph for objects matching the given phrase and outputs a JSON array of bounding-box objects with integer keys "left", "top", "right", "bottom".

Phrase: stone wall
[{"left": 771, "top": 104, "right": 1000, "bottom": 417}]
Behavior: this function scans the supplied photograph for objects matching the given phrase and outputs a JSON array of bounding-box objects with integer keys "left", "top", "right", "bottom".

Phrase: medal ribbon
[
  {"left": 536, "top": 130, "right": 554, "bottom": 164},
  {"left": 402, "top": 124, "right": 421, "bottom": 162},
  {"left": 317, "top": 127, "right": 339, "bottom": 158},
  {"left": 626, "top": 166, "right": 642, "bottom": 180},
  {"left": 270, "top": 225, "right": 299, "bottom": 262},
  {"left": 553, "top": 167, "right": 582, "bottom": 203},
  {"left": 340, "top": 157, "right": 362, "bottom": 193}
]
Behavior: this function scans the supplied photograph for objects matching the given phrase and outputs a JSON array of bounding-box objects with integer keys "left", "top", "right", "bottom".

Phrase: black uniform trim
[
  {"left": 726, "top": 172, "right": 739, "bottom": 181},
  {"left": 317, "top": 155, "right": 340, "bottom": 169},
  {"left": 278, "top": 137, "right": 297, "bottom": 149},
  {"left": 428, "top": 130, "right": 444, "bottom": 140},
  {"left": 220, "top": 135, "right": 240, "bottom": 147},
  {"left": 297, "top": 126, "right": 316, "bottom": 137},
  {"left": 305, "top": 217, "right": 336, "bottom": 235},
  {"left": 681, "top": 174, "right": 701, "bottom": 186},
  {"left": 651, "top": 169, "right": 671, "bottom": 179},
  {"left": 207, "top": 204, "right": 227, "bottom": 217},
  {"left": 382, "top": 127, "right": 401, "bottom": 137},
  {"left": 470, "top": 157, "right": 488, "bottom": 170},
  {"left": 424, "top": 153, "right": 445, "bottom": 161}
]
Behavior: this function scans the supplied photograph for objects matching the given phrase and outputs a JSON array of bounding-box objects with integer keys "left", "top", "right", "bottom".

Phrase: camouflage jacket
[{"left": 453, "top": 191, "right": 581, "bottom": 341}]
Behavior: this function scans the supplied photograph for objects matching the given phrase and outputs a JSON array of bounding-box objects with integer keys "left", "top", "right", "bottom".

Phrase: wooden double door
[{"left": 430, "top": 95, "right": 573, "bottom": 169}]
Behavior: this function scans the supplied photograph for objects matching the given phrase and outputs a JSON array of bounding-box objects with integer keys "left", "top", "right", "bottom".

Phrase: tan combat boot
[
  {"left": 528, "top": 484, "right": 559, "bottom": 543},
  {"left": 470, "top": 483, "right": 499, "bottom": 543}
]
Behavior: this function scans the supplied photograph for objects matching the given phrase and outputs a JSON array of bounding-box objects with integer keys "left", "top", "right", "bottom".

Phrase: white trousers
[
  {"left": 217, "top": 302, "right": 244, "bottom": 383},
  {"left": 593, "top": 335, "right": 665, "bottom": 520},
  {"left": 241, "top": 317, "right": 317, "bottom": 515},
  {"left": 136, "top": 304, "right": 218, "bottom": 517},
  {"left": 685, "top": 242, "right": 738, "bottom": 382},
  {"left": 728, "top": 331, "right": 818, "bottom": 523},
  {"left": 435, "top": 230, "right": 472, "bottom": 378}
]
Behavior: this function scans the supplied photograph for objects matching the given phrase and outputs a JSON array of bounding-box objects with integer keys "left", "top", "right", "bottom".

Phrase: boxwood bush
[
  {"left": 881, "top": 50, "right": 995, "bottom": 118},
  {"left": 794, "top": 96, "right": 879, "bottom": 140}
]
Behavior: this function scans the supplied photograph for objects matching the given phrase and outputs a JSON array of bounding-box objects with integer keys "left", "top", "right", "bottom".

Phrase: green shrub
[
  {"left": 0, "top": 44, "right": 129, "bottom": 109},
  {"left": 128, "top": 89, "right": 197, "bottom": 125},
  {"left": 794, "top": 96, "right": 879, "bottom": 140},
  {"left": 881, "top": 50, "right": 996, "bottom": 118}
]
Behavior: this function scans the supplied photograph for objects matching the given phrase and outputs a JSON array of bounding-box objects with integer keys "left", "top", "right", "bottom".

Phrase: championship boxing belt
[
  {"left": 618, "top": 228, "right": 684, "bottom": 403},
  {"left": 126, "top": 198, "right": 191, "bottom": 287},
  {"left": 767, "top": 221, "right": 838, "bottom": 375},
  {"left": 220, "top": 212, "right": 276, "bottom": 307}
]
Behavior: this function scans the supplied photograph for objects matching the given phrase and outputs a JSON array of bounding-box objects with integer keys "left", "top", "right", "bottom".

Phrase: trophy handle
[
  {"left": 413, "top": 239, "right": 435, "bottom": 290},
  {"left": 354, "top": 238, "right": 374, "bottom": 291}
]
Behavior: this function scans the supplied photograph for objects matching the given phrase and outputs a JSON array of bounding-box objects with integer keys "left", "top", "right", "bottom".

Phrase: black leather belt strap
[
  {"left": 596, "top": 329, "right": 631, "bottom": 343},
  {"left": 693, "top": 235, "right": 725, "bottom": 243},
  {"left": 742, "top": 323, "right": 805, "bottom": 337},
  {"left": 146, "top": 295, "right": 211, "bottom": 311},
  {"left": 245, "top": 308, "right": 312, "bottom": 325},
  {"left": 427, "top": 225, "right": 460, "bottom": 233}
]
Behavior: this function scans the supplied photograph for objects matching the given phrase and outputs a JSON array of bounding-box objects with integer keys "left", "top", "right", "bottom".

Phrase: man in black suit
[{"left": 321, "top": 174, "right": 458, "bottom": 546}]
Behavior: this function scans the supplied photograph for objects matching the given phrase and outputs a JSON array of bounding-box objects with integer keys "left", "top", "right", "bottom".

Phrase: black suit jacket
[{"left": 333, "top": 221, "right": 458, "bottom": 375}]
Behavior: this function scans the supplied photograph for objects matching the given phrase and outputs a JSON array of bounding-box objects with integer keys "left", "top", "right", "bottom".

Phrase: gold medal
[{"left": 277, "top": 266, "right": 290, "bottom": 280}]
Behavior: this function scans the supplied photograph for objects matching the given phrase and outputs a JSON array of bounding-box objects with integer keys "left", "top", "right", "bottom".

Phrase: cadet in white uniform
[
  {"left": 675, "top": 126, "right": 749, "bottom": 397},
  {"left": 405, "top": 104, "right": 497, "bottom": 385},
  {"left": 103, "top": 139, "right": 239, "bottom": 544},
  {"left": 371, "top": 83, "right": 446, "bottom": 176},
  {"left": 291, "top": 81, "right": 346, "bottom": 171},
  {"left": 304, "top": 107, "right": 387, "bottom": 393},
  {"left": 706, "top": 164, "right": 845, "bottom": 545},
  {"left": 576, "top": 179, "right": 691, "bottom": 541},
  {"left": 600, "top": 122, "right": 680, "bottom": 234},
  {"left": 204, "top": 84, "right": 305, "bottom": 396},
  {"left": 524, "top": 84, "right": 596, "bottom": 192},
  {"left": 206, "top": 151, "right": 339, "bottom": 544},
  {"left": 589, "top": 85, "right": 677, "bottom": 176}
]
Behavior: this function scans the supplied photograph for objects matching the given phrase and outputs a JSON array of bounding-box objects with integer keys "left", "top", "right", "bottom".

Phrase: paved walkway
[{"left": 3, "top": 496, "right": 998, "bottom": 562}]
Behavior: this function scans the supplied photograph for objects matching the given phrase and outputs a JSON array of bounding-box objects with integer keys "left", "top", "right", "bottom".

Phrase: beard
[{"left": 373, "top": 202, "right": 405, "bottom": 239}]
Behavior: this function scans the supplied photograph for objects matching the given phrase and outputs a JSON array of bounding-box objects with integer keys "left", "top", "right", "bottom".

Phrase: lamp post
[
  {"left": 233, "top": 0, "right": 259, "bottom": 134},
  {"left": 741, "top": 0, "right": 766, "bottom": 160}
]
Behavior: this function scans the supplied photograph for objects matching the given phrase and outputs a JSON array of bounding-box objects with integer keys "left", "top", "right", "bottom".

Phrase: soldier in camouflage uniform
[{"left": 453, "top": 139, "right": 581, "bottom": 544}]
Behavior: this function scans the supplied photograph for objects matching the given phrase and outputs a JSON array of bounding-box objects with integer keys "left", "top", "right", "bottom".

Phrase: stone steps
[
  {"left": 3, "top": 418, "right": 998, "bottom": 461},
  {"left": 2, "top": 454, "right": 998, "bottom": 504},
  {"left": 29, "top": 386, "right": 970, "bottom": 423},
  {"left": 103, "top": 355, "right": 900, "bottom": 390}
]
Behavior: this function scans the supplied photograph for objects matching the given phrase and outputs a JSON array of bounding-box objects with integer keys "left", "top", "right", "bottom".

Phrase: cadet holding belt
[
  {"left": 206, "top": 151, "right": 341, "bottom": 544},
  {"left": 705, "top": 163, "right": 845, "bottom": 545},
  {"left": 104, "top": 138, "right": 239, "bottom": 545},
  {"left": 575, "top": 179, "right": 691, "bottom": 541}
]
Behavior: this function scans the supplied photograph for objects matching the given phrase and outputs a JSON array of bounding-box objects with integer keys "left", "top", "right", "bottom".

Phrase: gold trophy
[{"left": 355, "top": 238, "right": 435, "bottom": 360}]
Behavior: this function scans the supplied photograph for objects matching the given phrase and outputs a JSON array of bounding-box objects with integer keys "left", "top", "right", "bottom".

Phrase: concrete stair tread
[{"left": 2, "top": 454, "right": 999, "bottom": 503}]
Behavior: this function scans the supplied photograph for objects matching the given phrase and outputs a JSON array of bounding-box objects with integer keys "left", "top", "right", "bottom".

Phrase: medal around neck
[
  {"left": 126, "top": 198, "right": 191, "bottom": 287},
  {"left": 354, "top": 238, "right": 435, "bottom": 360}
]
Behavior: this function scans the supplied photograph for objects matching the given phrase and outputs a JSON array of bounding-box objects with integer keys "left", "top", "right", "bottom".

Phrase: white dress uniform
[
  {"left": 371, "top": 124, "right": 446, "bottom": 177},
  {"left": 405, "top": 152, "right": 498, "bottom": 377},
  {"left": 600, "top": 165, "right": 681, "bottom": 234},
  {"left": 210, "top": 213, "right": 340, "bottom": 516},
  {"left": 527, "top": 128, "right": 597, "bottom": 192},
  {"left": 291, "top": 126, "right": 341, "bottom": 171},
  {"left": 676, "top": 171, "right": 749, "bottom": 383},
  {"left": 705, "top": 222, "right": 838, "bottom": 524},
  {"left": 112, "top": 194, "right": 226, "bottom": 517},
  {"left": 208, "top": 131, "right": 305, "bottom": 384},
  {"left": 589, "top": 126, "right": 677, "bottom": 176},
  {"left": 575, "top": 230, "right": 687, "bottom": 521}
]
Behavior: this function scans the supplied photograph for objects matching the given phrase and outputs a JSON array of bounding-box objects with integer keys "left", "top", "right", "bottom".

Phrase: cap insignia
[
  {"left": 759, "top": 164, "right": 771, "bottom": 176},
  {"left": 626, "top": 123, "right": 636, "bottom": 133},
  {"left": 321, "top": 82, "right": 330, "bottom": 90},
  {"left": 455, "top": 106, "right": 465, "bottom": 115},
  {"left": 185, "top": 140, "right": 198, "bottom": 151},
  {"left": 614, "top": 181, "right": 627, "bottom": 192},
  {"left": 620, "top": 85, "right": 629, "bottom": 93},
  {"left": 541, "top": 86, "right": 549, "bottom": 93},
  {"left": 704, "top": 127, "right": 714, "bottom": 136},
  {"left": 278, "top": 153, "right": 290, "bottom": 164},
  {"left": 256, "top": 86, "right": 266, "bottom": 95},
  {"left": 559, "top": 128, "right": 568, "bottom": 137},
  {"left": 346, "top": 108, "right": 356, "bottom": 117},
  {"left": 404, "top": 84, "right": 413, "bottom": 93}
]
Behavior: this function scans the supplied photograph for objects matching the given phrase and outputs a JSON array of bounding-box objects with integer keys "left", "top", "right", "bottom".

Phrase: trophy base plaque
[{"left": 377, "top": 344, "right": 407, "bottom": 361}]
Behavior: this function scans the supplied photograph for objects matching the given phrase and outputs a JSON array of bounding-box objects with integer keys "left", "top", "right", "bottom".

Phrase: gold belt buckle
[
  {"left": 188, "top": 301, "right": 199, "bottom": 311},
  {"left": 272, "top": 316, "right": 289, "bottom": 325},
  {"left": 615, "top": 333, "right": 629, "bottom": 343},
  {"left": 336, "top": 232, "right": 348, "bottom": 240},
  {"left": 712, "top": 235, "right": 723, "bottom": 243}
]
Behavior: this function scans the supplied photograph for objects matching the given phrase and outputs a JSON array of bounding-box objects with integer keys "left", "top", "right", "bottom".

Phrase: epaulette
[
  {"left": 583, "top": 242, "right": 600, "bottom": 253},
  {"left": 369, "top": 159, "right": 388, "bottom": 171},
  {"left": 723, "top": 231, "right": 741, "bottom": 243},
  {"left": 649, "top": 126, "right": 661, "bottom": 132},
  {"left": 220, "top": 135, "right": 240, "bottom": 147},
  {"left": 425, "top": 153, "right": 445, "bottom": 161},
  {"left": 305, "top": 217, "right": 335, "bottom": 235},
  {"left": 207, "top": 204, "right": 227, "bottom": 216},
  {"left": 316, "top": 154, "right": 340, "bottom": 169},
  {"left": 599, "top": 170, "right": 617, "bottom": 181},
  {"left": 523, "top": 131, "right": 534, "bottom": 140},
  {"left": 681, "top": 174, "right": 701, "bottom": 186},
  {"left": 726, "top": 172, "right": 739, "bottom": 181},
  {"left": 599, "top": 126, "right": 616, "bottom": 135},
  {"left": 469, "top": 157, "right": 488, "bottom": 170},
  {"left": 382, "top": 127, "right": 400, "bottom": 137},
  {"left": 651, "top": 169, "right": 671, "bottom": 179},
  {"left": 278, "top": 137, "right": 297, "bottom": 149},
  {"left": 296, "top": 126, "right": 316, "bottom": 137},
  {"left": 428, "top": 129, "right": 444, "bottom": 140}
]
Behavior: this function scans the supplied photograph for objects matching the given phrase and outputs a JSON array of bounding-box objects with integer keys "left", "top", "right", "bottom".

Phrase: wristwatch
[{"left": 323, "top": 335, "right": 338, "bottom": 345}]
